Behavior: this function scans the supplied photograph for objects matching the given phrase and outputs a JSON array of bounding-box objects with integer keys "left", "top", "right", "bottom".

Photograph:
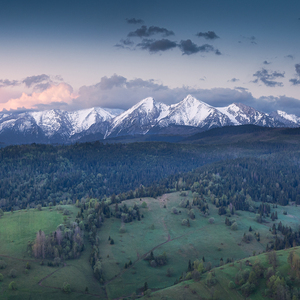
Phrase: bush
[
  {"left": 62, "top": 282, "right": 71, "bottom": 293},
  {"left": 63, "top": 209, "right": 70, "bottom": 215},
  {"left": 141, "top": 201, "right": 147, "bottom": 208},
  {"left": 188, "top": 209, "right": 195, "bottom": 219},
  {"left": 0, "top": 209, "right": 3, "bottom": 216},
  {"left": 37, "top": 204, "right": 42, "bottom": 211},
  {"left": 231, "top": 222, "right": 238, "bottom": 230},
  {"left": 0, "top": 260, "right": 7, "bottom": 269},
  {"left": 208, "top": 217, "right": 215, "bottom": 224},
  {"left": 171, "top": 207, "right": 178, "bottom": 214},
  {"left": 8, "top": 281, "right": 17, "bottom": 290},
  {"left": 0, "top": 273, "right": 3, "bottom": 281},
  {"left": 9, "top": 269, "right": 17, "bottom": 278},
  {"left": 182, "top": 219, "right": 188, "bottom": 226},
  {"left": 228, "top": 281, "right": 235, "bottom": 289}
]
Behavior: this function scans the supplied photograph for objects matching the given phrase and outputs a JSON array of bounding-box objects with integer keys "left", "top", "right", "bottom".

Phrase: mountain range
[{"left": 0, "top": 95, "right": 299, "bottom": 145}]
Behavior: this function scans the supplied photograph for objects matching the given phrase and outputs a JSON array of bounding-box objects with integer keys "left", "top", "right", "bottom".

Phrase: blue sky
[{"left": 0, "top": 0, "right": 300, "bottom": 114}]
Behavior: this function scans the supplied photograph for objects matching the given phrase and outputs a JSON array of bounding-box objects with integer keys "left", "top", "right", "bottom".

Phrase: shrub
[
  {"left": 0, "top": 209, "right": 3, "bottom": 216},
  {"left": 283, "top": 210, "right": 287, "bottom": 215},
  {"left": 63, "top": 209, "right": 70, "bottom": 215},
  {"left": 0, "top": 273, "right": 3, "bottom": 281},
  {"left": 62, "top": 282, "right": 71, "bottom": 293},
  {"left": 182, "top": 219, "right": 188, "bottom": 226},
  {"left": 9, "top": 269, "right": 17, "bottom": 278},
  {"left": 179, "top": 199, "right": 187, "bottom": 208},
  {"left": 209, "top": 217, "right": 215, "bottom": 224},
  {"left": 0, "top": 260, "right": 7, "bottom": 269},
  {"left": 228, "top": 281, "right": 235, "bottom": 289},
  {"left": 180, "top": 191, "right": 187, "bottom": 197},
  {"left": 231, "top": 222, "right": 238, "bottom": 230},
  {"left": 37, "top": 204, "right": 42, "bottom": 211},
  {"left": 188, "top": 209, "right": 195, "bottom": 219},
  {"left": 171, "top": 207, "right": 178, "bottom": 214},
  {"left": 8, "top": 281, "right": 17, "bottom": 290},
  {"left": 141, "top": 201, "right": 147, "bottom": 208}
]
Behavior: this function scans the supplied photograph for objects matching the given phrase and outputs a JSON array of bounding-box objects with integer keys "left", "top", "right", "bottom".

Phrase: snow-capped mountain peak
[{"left": 0, "top": 95, "right": 297, "bottom": 145}]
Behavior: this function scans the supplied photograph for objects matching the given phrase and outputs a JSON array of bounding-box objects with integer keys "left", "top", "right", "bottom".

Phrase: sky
[{"left": 0, "top": 0, "right": 300, "bottom": 115}]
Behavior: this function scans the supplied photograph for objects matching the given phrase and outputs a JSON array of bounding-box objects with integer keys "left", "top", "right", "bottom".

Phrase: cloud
[
  {"left": 295, "top": 63, "right": 300, "bottom": 76},
  {"left": 22, "top": 74, "right": 50, "bottom": 88},
  {"left": 137, "top": 39, "right": 177, "bottom": 52},
  {"left": 289, "top": 78, "right": 300, "bottom": 85},
  {"left": 252, "top": 68, "right": 285, "bottom": 87},
  {"left": 289, "top": 63, "right": 300, "bottom": 85},
  {"left": 0, "top": 83, "right": 78, "bottom": 111},
  {"left": 128, "top": 25, "right": 174, "bottom": 38},
  {"left": 126, "top": 18, "right": 144, "bottom": 24},
  {"left": 285, "top": 54, "right": 294, "bottom": 60},
  {"left": 263, "top": 60, "right": 271, "bottom": 65},
  {"left": 240, "top": 35, "right": 257, "bottom": 44},
  {"left": 179, "top": 40, "right": 217, "bottom": 55},
  {"left": 114, "top": 38, "right": 134, "bottom": 49},
  {"left": 0, "top": 79, "right": 20, "bottom": 88},
  {"left": 228, "top": 78, "right": 239, "bottom": 82},
  {"left": 196, "top": 31, "right": 219, "bottom": 40},
  {"left": 53, "top": 74, "right": 300, "bottom": 116},
  {"left": 235, "top": 87, "right": 248, "bottom": 91}
]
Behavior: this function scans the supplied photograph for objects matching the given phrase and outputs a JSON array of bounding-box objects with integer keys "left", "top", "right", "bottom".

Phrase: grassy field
[
  {"left": 1, "top": 194, "right": 300, "bottom": 299},
  {"left": 140, "top": 246, "right": 300, "bottom": 300},
  {"left": 98, "top": 192, "right": 300, "bottom": 299},
  {"left": 0, "top": 205, "right": 106, "bottom": 300}
]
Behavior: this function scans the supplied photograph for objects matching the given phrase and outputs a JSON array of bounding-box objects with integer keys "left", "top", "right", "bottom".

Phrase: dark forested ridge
[
  {"left": 0, "top": 141, "right": 232, "bottom": 210},
  {"left": 0, "top": 131, "right": 299, "bottom": 211}
]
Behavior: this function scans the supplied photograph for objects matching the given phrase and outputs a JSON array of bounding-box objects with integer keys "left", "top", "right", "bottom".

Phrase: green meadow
[
  {"left": 1, "top": 194, "right": 300, "bottom": 299},
  {"left": 98, "top": 192, "right": 300, "bottom": 299}
]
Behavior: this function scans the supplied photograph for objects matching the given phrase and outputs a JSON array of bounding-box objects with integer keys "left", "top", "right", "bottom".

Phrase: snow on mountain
[
  {"left": 158, "top": 95, "right": 232, "bottom": 129},
  {"left": 106, "top": 97, "right": 170, "bottom": 138},
  {"left": 0, "top": 95, "right": 298, "bottom": 145},
  {"left": 269, "top": 110, "right": 300, "bottom": 127},
  {"left": 217, "top": 103, "right": 282, "bottom": 127}
]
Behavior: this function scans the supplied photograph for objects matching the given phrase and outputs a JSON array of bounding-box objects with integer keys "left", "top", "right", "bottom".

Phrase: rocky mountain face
[{"left": 0, "top": 95, "right": 296, "bottom": 145}]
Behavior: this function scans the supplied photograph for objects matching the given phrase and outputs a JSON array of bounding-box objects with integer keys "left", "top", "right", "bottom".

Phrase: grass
[
  {"left": 0, "top": 205, "right": 104, "bottom": 300},
  {"left": 142, "top": 247, "right": 300, "bottom": 300},
  {"left": 98, "top": 192, "right": 300, "bottom": 299},
  {"left": 1, "top": 194, "right": 300, "bottom": 299}
]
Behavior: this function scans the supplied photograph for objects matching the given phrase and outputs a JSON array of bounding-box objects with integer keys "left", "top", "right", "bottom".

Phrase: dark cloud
[
  {"left": 196, "top": 31, "right": 219, "bottom": 40},
  {"left": 295, "top": 63, "right": 300, "bottom": 76},
  {"left": 22, "top": 74, "right": 50, "bottom": 88},
  {"left": 33, "top": 82, "right": 52, "bottom": 91},
  {"left": 0, "top": 79, "right": 20, "bottom": 88},
  {"left": 137, "top": 39, "right": 177, "bottom": 52},
  {"left": 126, "top": 18, "right": 144, "bottom": 24},
  {"left": 95, "top": 74, "right": 127, "bottom": 90},
  {"left": 235, "top": 87, "right": 248, "bottom": 91},
  {"left": 289, "top": 64, "right": 300, "bottom": 85},
  {"left": 179, "top": 40, "right": 215, "bottom": 55},
  {"left": 263, "top": 60, "right": 271, "bottom": 65},
  {"left": 285, "top": 55, "right": 294, "bottom": 60},
  {"left": 228, "top": 78, "right": 239, "bottom": 82},
  {"left": 128, "top": 25, "right": 174, "bottom": 38},
  {"left": 289, "top": 78, "right": 300, "bottom": 85},
  {"left": 215, "top": 49, "right": 222, "bottom": 55},
  {"left": 114, "top": 38, "right": 134, "bottom": 49},
  {"left": 252, "top": 68, "right": 285, "bottom": 87}
]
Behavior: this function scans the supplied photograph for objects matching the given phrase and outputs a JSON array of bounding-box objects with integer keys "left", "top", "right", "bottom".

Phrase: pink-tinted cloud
[{"left": 0, "top": 83, "right": 78, "bottom": 111}]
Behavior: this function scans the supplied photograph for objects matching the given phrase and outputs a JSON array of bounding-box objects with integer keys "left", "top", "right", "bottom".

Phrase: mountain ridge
[{"left": 0, "top": 95, "right": 297, "bottom": 145}]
